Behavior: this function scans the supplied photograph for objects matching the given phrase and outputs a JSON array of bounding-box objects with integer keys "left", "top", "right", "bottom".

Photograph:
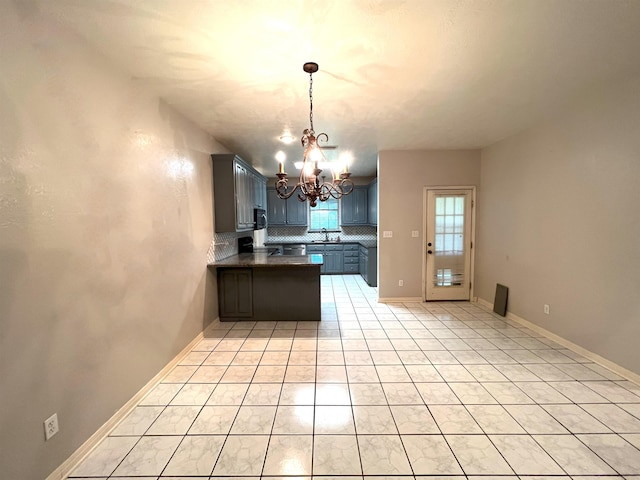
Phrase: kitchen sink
[{"left": 311, "top": 240, "right": 341, "bottom": 243}]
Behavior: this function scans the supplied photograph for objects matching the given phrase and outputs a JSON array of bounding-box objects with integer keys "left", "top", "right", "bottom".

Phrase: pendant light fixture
[{"left": 275, "top": 62, "right": 354, "bottom": 207}]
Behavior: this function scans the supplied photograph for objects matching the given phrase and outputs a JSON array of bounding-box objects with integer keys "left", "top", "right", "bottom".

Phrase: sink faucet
[{"left": 322, "top": 228, "right": 329, "bottom": 242}]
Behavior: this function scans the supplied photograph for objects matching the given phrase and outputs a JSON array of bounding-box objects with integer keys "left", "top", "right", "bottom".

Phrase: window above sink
[{"left": 308, "top": 197, "right": 339, "bottom": 231}]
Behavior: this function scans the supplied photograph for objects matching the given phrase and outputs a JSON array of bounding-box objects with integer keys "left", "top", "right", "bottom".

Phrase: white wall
[
  {"left": 378, "top": 150, "right": 481, "bottom": 299},
  {"left": 0, "top": 5, "right": 225, "bottom": 478},
  {"left": 476, "top": 74, "right": 640, "bottom": 374}
]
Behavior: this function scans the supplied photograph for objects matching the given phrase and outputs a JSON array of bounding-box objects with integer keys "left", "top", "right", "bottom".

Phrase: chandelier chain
[{"left": 308, "top": 71, "right": 314, "bottom": 133}]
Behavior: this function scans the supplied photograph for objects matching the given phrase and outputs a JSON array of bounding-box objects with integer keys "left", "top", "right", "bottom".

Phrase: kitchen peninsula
[{"left": 208, "top": 253, "right": 323, "bottom": 321}]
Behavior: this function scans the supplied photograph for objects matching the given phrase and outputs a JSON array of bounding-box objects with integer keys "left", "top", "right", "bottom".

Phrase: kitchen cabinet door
[
  {"left": 286, "top": 197, "right": 308, "bottom": 225},
  {"left": 218, "top": 268, "right": 253, "bottom": 318},
  {"left": 368, "top": 178, "right": 378, "bottom": 226},
  {"left": 324, "top": 245, "right": 344, "bottom": 274},
  {"left": 323, "top": 251, "right": 343, "bottom": 273},
  {"left": 212, "top": 154, "right": 265, "bottom": 233},
  {"left": 234, "top": 162, "right": 252, "bottom": 229},
  {"left": 359, "top": 245, "right": 377, "bottom": 287},
  {"left": 267, "top": 188, "right": 308, "bottom": 226},
  {"left": 341, "top": 186, "right": 368, "bottom": 225},
  {"left": 359, "top": 250, "right": 368, "bottom": 283},
  {"left": 267, "top": 188, "right": 287, "bottom": 225},
  {"left": 253, "top": 172, "right": 267, "bottom": 209}
]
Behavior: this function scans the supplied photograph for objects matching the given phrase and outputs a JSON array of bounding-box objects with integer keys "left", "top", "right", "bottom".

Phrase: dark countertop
[
  {"left": 357, "top": 240, "right": 378, "bottom": 248},
  {"left": 209, "top": 253, "right": 323, "bottom": 268},
  {"left": 266, "top": 240, "right": 378, "bottom": 249}
]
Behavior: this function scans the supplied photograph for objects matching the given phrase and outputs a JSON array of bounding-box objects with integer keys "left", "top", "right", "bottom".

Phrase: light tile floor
[{"left": 69, "top": 274, "right": 640, "bottom": 479}]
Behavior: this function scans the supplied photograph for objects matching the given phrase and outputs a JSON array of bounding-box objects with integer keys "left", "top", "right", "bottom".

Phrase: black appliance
[
  {"left": 254, "top": 208, "right": 267, "bottom": 230},
  {"left": 238, "top": 236, "right": 254, "bottom": 253},
  {"left": 238, "top": 236, "right": 281, "bottom": 256}
]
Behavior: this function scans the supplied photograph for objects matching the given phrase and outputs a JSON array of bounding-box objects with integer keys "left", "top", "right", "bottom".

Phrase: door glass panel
[{"left": 433, "top": 194, "right": 466, "bottom": 288}]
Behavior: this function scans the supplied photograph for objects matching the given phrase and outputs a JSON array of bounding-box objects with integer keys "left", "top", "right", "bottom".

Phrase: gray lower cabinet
[
  {"left": 306, "top": 243, "right": 361, "bottom": 274},
  {"left": 359, "top": 245, "right": 378, "bottom": 287},
  {"left": 324, "top": 245, "right": 344, "bottom": 274},
  {"left": 216, "top": 266, "right": 320, "bottom": 321},
  {"left": 343, "top": 244, "right": 359, "bottom": 273},
  {"left": 218, "top": 268, "right": 253, "bottom": 318}
]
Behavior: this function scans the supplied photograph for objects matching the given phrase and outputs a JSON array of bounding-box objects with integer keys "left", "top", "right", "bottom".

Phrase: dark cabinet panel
[
  {"left": 341, "top": 186, "right": 368, "bottom": 225},
  {"left": 286, "top": 197, "right": 308, "bottom": 225},
  {"left": 359, "top": 245, "right": 378, "bottom": 287},
  {"left": 218, "top": 268, "right": 253, "bottom": 318},
  {"left": 324, "top": 250, "right": 344, "bottom": 274},
  {"left": 267, "top": 188, "right": 287, "bottom": 225},
  {"left": 216, "top": 266, "right": 321, "bottom": 321},
  {"left": 212, "top": 154, "right": 266, "bottom": 232},
  {"left": 368, "top": 178, "right": 378, "bottom": 226},
  {"left": 267, "top": 188, "right": 308, "bottom": 226},
  {"left": 253, "top": 172, "right": 267, "bottom": 209}
]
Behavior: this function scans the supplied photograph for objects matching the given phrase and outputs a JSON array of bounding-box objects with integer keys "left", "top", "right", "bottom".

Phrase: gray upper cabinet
[
  {"left": 252, "top": 172, "right": 267, "bottom": 210},
  {"left": 212, "top": 154, "right": 266, "bottom": 233},
  {"left": 368, "top": 178, "right": 378, "bottom": 226},
  {"left": 267, "top": 188, "right": 308, "bottom": 226},
  {"left": 341, "top": 185, "right": 368, "bottom": 225}
]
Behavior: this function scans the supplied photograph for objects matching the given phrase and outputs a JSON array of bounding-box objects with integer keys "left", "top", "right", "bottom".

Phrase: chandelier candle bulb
[{"left": 278, "top": 161, "right": 284, "bottom": 174}]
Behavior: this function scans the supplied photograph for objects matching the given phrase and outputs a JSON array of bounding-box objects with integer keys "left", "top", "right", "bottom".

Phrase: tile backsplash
[
  {"left": 267, "top": 225, "right": 377, "bottom": 244},
  {"left": 207, "top": 231, "right": 243, "bottom": 263}
]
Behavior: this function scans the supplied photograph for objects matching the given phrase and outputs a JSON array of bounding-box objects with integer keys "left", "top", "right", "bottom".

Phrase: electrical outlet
[
  {"left": 544, "top": 304, "right": 550, "bottom": 315},
  {"left": 44, "top": 413, "right": 59, "bottom": 441},
  {"left": 383, "top": 231, "right": 393, "bottom": 238},
  {"left": 411, "top": 230, "right": 419, "bottom": 237},
  {"left": 398, "top": 280, "right": 404, "bottom": 287}
]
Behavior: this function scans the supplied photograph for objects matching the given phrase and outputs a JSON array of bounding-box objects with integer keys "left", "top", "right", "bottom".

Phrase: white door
[{"left": 425, "top": 189, "right": 473, "bottom": 301}]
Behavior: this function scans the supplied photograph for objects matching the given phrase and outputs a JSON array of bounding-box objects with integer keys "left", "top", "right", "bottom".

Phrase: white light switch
[
  {"left": 411, "top": 231, "right": 419, "bottom": 237},
  {"left": 383, "top": 231, "right": 393, "bottom": 238}
]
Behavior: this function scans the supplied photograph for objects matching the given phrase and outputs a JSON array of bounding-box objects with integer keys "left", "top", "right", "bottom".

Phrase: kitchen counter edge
[{"left": 208, "top": 253, "right": 324, "bottom": 268}]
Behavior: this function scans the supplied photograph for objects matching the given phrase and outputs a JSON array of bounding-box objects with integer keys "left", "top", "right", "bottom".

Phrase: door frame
[{"left": 422, "top": 186, "right": 477, "bottom": 302}]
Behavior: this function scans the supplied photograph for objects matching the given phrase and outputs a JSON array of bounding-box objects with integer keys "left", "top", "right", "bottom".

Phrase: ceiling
[{"left": 39, "top": 0, "right": 640, "bottom": 176}]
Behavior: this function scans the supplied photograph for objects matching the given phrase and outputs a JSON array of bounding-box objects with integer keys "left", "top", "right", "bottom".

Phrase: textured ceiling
[{"left": 39, "top": 0, "right": 640, "bottom": 176}]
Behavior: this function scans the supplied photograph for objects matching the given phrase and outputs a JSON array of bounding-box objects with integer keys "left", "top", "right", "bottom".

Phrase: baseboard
[
  {"left": 46, "top": 319, "right": 219, "bottom": 480},
  {"left": 378, "top": 296, "right": 423, "bottom": 303},
  {"left": 475, "top": 298, "right": 640, "bottom": 385},
  {"left": 476, "top": 297, "right": 493, "bottom": 310}
]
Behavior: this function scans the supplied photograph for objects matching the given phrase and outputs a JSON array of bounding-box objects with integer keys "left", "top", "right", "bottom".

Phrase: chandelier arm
[
  {"left": 317, "top": 183, "right": 331, "bottom": 202},
  {"left": 316, "top": 132, "right": 329, "bottom": 144},
  {"left": 324, "top": 178, "right": 355, "bottom": 199},
  {"left": 339, "top": 178, "right": 355, "bottom": 195},
  {"left": 275, "top": 179, "right": 299, "bottom": 200},
  {"left": 323, "top": 182, "right": 344, "bottom": 200}
]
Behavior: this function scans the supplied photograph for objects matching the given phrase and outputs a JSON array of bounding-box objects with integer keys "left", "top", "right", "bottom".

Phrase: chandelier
[{"left": 275, "top": 62, "right": 354, "bottom": 207}]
